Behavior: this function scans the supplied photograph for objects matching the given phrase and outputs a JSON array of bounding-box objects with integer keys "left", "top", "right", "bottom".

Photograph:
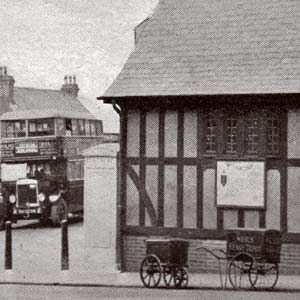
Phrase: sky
[{"left": 0, "top": 0, "right": 159, "bottom": 132}]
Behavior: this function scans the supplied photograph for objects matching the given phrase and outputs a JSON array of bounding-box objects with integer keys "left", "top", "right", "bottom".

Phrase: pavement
[
  {"left": 0, "top": 221, "right": 300, "bottom": 291},
  {"left": 1, "top": 269, "right": 300, "bottom": 292}
]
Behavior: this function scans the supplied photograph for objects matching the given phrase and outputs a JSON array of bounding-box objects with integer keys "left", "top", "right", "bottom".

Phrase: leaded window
[
  {"left": 226, "top": 118, "right": 238, "bottom": 153},
  {"left": 246, "top": 117, "right": 259, "bottom": 154},
  {"left": 267, "top": 114, "right": 280, "bottom": 154},
  {"left": 205, "top": 114, "right": 217, "bottom": 153}
]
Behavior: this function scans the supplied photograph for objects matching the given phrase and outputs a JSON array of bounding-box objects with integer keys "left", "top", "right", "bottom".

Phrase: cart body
[
  {"left": 140, "top": 238, "right": 190, "bottom": 288},
  {"left": 145, "top": 238, "right": 189, "bottom": 267},
  {"left": 227, "top": 229, "right": 281, "bottom": 264}
]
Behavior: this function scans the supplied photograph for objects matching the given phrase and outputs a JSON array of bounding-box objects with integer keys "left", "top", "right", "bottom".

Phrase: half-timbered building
[{"left": 100, "top": 0, "right": 300, "bottom": 273}]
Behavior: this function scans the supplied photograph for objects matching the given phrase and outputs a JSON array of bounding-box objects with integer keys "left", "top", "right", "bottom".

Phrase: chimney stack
[
  {"left": 0, "top": 66, "right": 15, "bottom": 115},
  {"left": 60, "top": 74, "right": 79, "bottom": 97}
]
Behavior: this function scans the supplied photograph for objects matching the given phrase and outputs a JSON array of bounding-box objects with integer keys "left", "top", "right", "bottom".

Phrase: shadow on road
[{"left": 10, "top": 215, "right": 83, "bottom": 230}]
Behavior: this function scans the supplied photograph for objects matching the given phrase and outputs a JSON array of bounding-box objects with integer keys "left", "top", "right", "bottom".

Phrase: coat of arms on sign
[{"left": 221, "top": 171, "right": 227, "bottom": 187}]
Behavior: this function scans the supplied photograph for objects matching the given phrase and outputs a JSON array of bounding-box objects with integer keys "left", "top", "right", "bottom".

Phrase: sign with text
[
  {"left": 15, "top": 142, "right": 39, "bottom": 155},
  {"left": 216, "top": 160, "right": 265, "bottom": 208}
]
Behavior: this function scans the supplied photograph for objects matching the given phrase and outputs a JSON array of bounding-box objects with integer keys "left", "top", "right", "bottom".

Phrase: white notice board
[{"left": 216, "top": 161, "right": 265, "bottom": 208}]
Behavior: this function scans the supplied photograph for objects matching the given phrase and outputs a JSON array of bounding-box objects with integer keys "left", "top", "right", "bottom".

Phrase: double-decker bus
[{"left": 0, "top": 112, "right": 104, "bottom": 227}]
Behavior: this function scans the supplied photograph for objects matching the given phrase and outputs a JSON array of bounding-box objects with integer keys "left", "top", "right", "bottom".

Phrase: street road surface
[{"left": 0, "top": 285, "right": 299, "bottom": 300}]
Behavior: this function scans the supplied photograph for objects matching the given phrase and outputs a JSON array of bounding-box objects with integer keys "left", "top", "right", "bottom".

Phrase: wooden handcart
[
  {"left": 139, "top": 238, "right": 189, "bottom": 288},
  {"left": 198, "top": 229, "right": 282, "bottom": 290}
]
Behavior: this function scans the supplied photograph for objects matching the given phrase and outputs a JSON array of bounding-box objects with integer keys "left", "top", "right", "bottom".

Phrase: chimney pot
[
  {"left": 69, "top": 76, "right": 72, "bottom": 84},
  {"left": 64, "top": 75, "right": 68, "bottom": 84},
  {"left": 4, "top": 66, "right": 7, "bottom": 75},
  {"left": 0, "top": 67, "right": 2, "bottom": 76},
  {"left": 73, "top": 75, "right": 76, "bottom": 84}
]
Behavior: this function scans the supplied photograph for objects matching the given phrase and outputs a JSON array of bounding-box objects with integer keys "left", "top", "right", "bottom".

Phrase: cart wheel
[
  {"left": 249, "top": 262, "right": 279, "bottom": 290},
  {"left": 140, "top": 254, "right": 162, "bottom": 288},
  {"left": 228, "top": 253, "right": 257, "bottom": 289},
  {"left": 173, "top": 267, "right": 189, "bottom": 288},
  {"left": 163, "top": 266, "right": 175, "bottom": 288}
]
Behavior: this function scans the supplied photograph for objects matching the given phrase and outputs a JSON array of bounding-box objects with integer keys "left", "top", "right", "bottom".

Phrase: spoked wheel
[
  {"left": 140, "top": 254, "right": 162, "bottom": 288},
  {"left": 173, "top": 267, "right": 189, "bottom": 288},
  {"left": 249, "top": 262, "right": 279, "bottom": 290},
  {"left": 228, "top": 253, "right": 257, "bottom": 289},
  {"left": 163, "top": 266, "right": 175, "bottom": 287}
]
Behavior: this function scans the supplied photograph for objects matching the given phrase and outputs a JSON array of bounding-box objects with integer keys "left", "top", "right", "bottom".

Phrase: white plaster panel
[
  {"left": 184, "top": 110, "right": 197, "bottom": 157},
  {"left": 203, "top": 168, "right": 217, "bottom": 229},
  {"left": 146, "top": 111, "right": 159, "bottom": 157},
  {"left": 288, "top": 110, "right": 300, "bottom": 158},
  {"left": 244, "top": 211, "right": 260, "bottom": 229},
  {"left": 223, "top": 210, "right": 238, "bottom": 229},
  {"left": 145, "top": 166, "right": 158, "bottom": 226},
  {"left": 164, "top": 166, "right": 177, "bottom": 227},
  {"left": 126, "top": 165, "right": 140, "bottom": 226},
  {"left": 288, "top": 167, "right": 300, "bottom": 233},
  {"left": 127, "top": 110, "right": 140, "bottom": 157},
  {"left": 84, "top": 153, "right": 118, "bottom": 270},
  {"left": 165, "top": 111, "right": 178, "bottom": 157},
  {"left": 183, "top": 166, "right": 197, "bottom": 228},
  {"left": 266, "top": 170, "right": 281, "bottom": 230}
]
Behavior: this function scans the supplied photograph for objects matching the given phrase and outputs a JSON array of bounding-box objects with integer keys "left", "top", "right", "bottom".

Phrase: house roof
[
  {"left": 103, "top": 0, "right": 300, "bottom": 99},
  {"left": 1, "top": 87, "right": 95, "bottom": 120}
]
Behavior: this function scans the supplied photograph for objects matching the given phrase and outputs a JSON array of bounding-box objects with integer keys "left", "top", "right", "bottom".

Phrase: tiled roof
[
  {"left": 2, "top": 87, "right": 95, "bottom": 120},
  {"left": 103, "top": 0, "right": 300, "bottom": 98}
]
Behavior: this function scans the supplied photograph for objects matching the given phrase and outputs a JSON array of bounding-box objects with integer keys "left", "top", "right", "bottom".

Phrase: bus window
[
  {"left": 6, "top": 122, "right": 15, "bottom": 138},
  {"left": 90, "top": 121, "right": 96, "bottom": 136},
  {"left": 67, "top": 160, "right": 84, "bottom": 180},
  {"left": 85, "top": 120, "right": 90, "bottom": 136},
  {"left": 78, "top": 120, "right": 85, "bottom": 136},
  {"left": 65, "top": 119, "right": 72, "bottom": 136},
  {"left": 15, "top": 121, "right": 26, "bottom": 137},
  {"left": 72, "top": 119, "right": 79, "bottom": 136},
  {"left": 28, "top": 119, "right": 54, "bottom": 136},
  {"left": 96, "top": 120, "right": 103, "bottom": 136}
]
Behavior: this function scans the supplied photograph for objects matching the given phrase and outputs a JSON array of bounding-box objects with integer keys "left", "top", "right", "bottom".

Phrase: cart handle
[
  {"left": 196, "top": 247, "right": 228, "bottom": 289},
  {"left": 195, "top": 247, "right": 227, "bottom": 260}
]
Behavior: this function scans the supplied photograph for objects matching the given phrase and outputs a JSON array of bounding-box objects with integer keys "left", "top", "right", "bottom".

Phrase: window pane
[
  {"left": 84, "top": 120, "right": 90, "bottom": 136},
  {"left": 90, "top": 121, "right": 96, "bottom": 136},
  {"left": 29, "top": 121, "right": 36, "bottom": 136},
  {"left": 246, "top": 116, "right": 259, "bottom": 154},
  {"left": 6, "top": 122, "right": 14, "bottom": 138},
  {"left": 205, "top": 113, "right": 217, "bottom": 153},
  {"left": 226, "top": 118, "right": 238, "bottom": 153},
  {"left": 71, "top": 119, "right": 79, "bottom": 135},
  {"left": 78, "top": 120, "right": 85, "bottom": 135},
  {"left": 267, "top": 113, "right": 280, "bottom": 155},
  {"left": 16, "top": 121, "right": 26, "bottom": 137}
]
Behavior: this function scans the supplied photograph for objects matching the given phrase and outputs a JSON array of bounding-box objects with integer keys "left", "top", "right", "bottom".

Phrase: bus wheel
[
  {"left": 51, "top": 198, "right": 68, "bottom": 226},
  {"left": 39, "top": 215, "right": 49, "bottom": 226}
]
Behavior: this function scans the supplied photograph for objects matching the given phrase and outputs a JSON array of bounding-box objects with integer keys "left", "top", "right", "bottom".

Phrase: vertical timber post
[
  {"left": 61, "top": 219, "right": 69, "bottom": 270},
  {"left": 5, "top": 221, "right": 12, "bottom": 270}
]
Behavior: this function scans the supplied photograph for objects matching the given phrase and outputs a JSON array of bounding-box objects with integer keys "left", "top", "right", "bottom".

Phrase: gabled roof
[
  {"left": 103, "top": 0, "right": 300, "bottom": 98},
  {"left": 1, "top": 87, "right": 95, "bottom": 120}
]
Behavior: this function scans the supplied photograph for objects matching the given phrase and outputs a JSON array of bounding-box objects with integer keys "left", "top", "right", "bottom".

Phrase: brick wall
[{"left": 123, "top": 236, "right": 300, "bottom": 275}]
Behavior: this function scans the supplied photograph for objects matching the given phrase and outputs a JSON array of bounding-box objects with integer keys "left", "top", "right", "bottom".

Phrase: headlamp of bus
[
  {"left": 38, "top": 193, "right": 45, "bottom": 202},
  {"left": 9, "top": 194, "right": 16, "bottom": 204},
  {"left": 49, "top": 194, "right": 60, "bottom": 203}
]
